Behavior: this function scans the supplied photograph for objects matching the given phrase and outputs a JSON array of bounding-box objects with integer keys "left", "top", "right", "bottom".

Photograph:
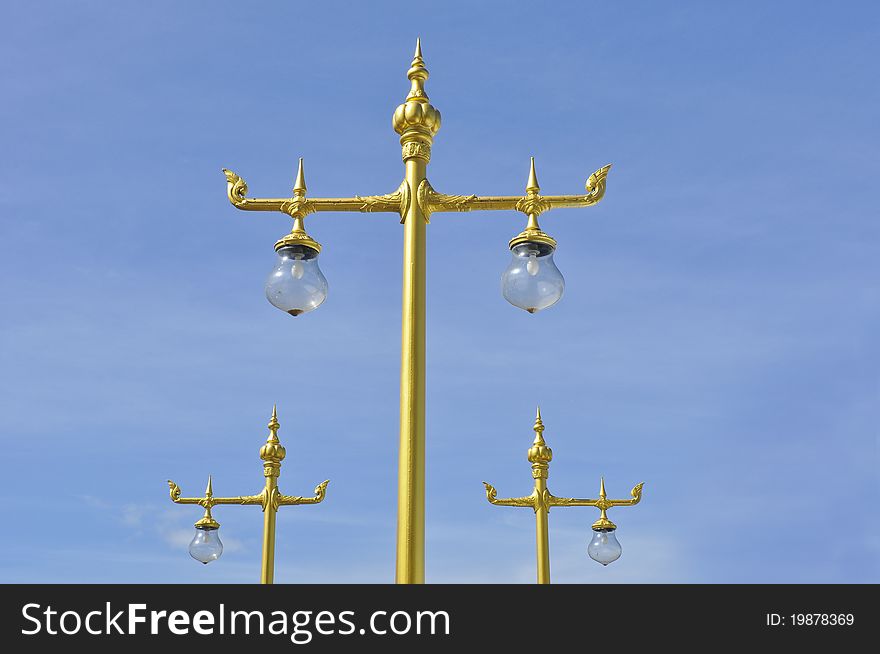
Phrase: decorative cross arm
[
  {"left": 482, "top": 482, "right": 535, "bottom": 509},
  {"left": 223, "top": 157, "right": 610, "bottom": 230}
]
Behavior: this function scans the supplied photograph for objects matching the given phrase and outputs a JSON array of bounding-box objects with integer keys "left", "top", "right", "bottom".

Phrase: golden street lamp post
[
  {"left": 483, "top": 408, "right": 643, "bottom": 584},
  {"left": 167, "top": 407, "right": 329, "bottom": 584},
  {"left": 221, "top": 40, "right": 612, "bottom": 583}
]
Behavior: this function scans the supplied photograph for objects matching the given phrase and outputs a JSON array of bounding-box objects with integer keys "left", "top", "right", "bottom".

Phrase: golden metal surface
[
  {"left": 167, "top": 406, "right": 329, "bottom": 584},
  {"left": 483, "top": 408, "right": 643, "bottom": 583},
  {"left": 395, "top": 45, "right": 432, "bottom": 579},
  {"left": 222, "top": 40, "right": 613, "bottom": 583}
]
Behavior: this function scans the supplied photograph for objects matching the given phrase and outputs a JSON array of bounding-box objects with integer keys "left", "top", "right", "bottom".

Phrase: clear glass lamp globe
[
  {"left": 588, "top": 528, "right": 622, "bottom": 566},
  {"left": 265, "top": 245, "right": 328, "bottom": 316},
  {"left": 189, "top": 526, "right": 223, "bottom": 565},
  {"left": 501, "top": 242, "right": 564, "bottom": 313}
]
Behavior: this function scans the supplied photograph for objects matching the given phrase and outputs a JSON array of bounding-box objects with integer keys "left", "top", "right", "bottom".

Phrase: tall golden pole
[
  {"left": 168, "top": 407, "right": 329, "bottom": 584},
  {"left": 484, "top": 408, "right": 643, "bottom": 583},
  {"left": 221, "top": 40, "right": 612, "bottom": 583},
  {"left": 393, "top": 39, "right": 436, "bottom": 584},
  {"left": 396, "top": 156, "right": 427, "bottom": 583}
]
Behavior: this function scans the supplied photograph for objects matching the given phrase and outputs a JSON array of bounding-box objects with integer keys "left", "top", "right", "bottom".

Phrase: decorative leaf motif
[
  {"left": 280, "top": 197, "right": 315, "bottom": 219},
  {"left": 356, "top": 180, "right": 409, "bottom": 218},
  {"left": 535, "top": 488, "right": 552, "bottom": 513},
  {"left": 418, "top": 179, "right": 476, "bottom": 220},
  {"left": 514, "top": 195, "right": 551, "bottom": 217}
]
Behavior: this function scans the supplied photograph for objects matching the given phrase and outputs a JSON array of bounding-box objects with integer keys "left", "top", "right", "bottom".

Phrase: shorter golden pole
[
  {"left": 483, "top": 408, "right": 644, "bottom": 584},
  {"left": 167, "top": 406, "right": 329, "bottom": 584},
  {"left": 534, "top": 479, "right": 551, "bottom": 584},
  {"left": 530, "top": 410, "right": 552, "bottom": 583}
]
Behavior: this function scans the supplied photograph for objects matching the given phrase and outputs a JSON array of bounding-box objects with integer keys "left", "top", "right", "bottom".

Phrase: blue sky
[{"left": 1, "top": 1, "right": 877, "bottom": 583}]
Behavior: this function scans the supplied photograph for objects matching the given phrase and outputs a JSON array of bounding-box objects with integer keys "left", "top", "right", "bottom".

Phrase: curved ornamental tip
[
  {"left": 629, "top": 482, "right": 644, "bottom": 504},
  {"left": 168, "top": 480, "right": 182, "bottom": 502},
  {"left": 482, "top": 481, "right": 498, "bottom": 504},
  {"left": 314, "top": 479, "right": 330, "bottom": 503},
  {"left": 222, "top": 168, "right": 248, "bottom": 207},
  {"left": 585, "top": 164, "right": 612, "bottom": 203}
]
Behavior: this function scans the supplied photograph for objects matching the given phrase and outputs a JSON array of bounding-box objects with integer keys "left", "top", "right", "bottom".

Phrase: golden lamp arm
[
  {"left": 167, "top": 480, "right": 262, "bottom": 508},
  {"left": 278, "top": 479, "right": 330, "bottom": 506},
  {"left": 482, "top": 482, "right": 536, "bottom": 509},
  {"left": 223, "top": 169, "right": 406, "bottom": 218},
  {"left": 549, "top": 482, "right": 644, "bottom": 509}
]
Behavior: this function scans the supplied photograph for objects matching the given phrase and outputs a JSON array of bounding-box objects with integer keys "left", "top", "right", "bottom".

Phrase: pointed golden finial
[
  {"left": 406, "top": 37, "right": 430, "bottom": 101},
  {"left": 526, "top": 157, "right": 540, "bottom": 194},
  {"left": 533, "top": 405, "right": 545, "bottom": 439},
  {"left": 528, "top": 406, "right": 552, "bottom": 466},
  {"left": 206, "top": 475, "right": 214, "bottom": 497},
  {"left": 293, "top": 158, "right": 307, "bottom": 196},
  {"left": 392, "top": 38, "right": 440, "bottom": 157},
  {"left": 599, "top": 476, "right": 607, "bottom": 500},
  {"left": 260, "top": 406, "right": 286, "bottom": 468},
  {"left": 267, "top": 405, "right": 280, "bottom": 443}
]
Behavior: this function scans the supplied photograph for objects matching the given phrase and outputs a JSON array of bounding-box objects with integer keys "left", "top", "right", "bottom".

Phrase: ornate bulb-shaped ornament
[
  {"left": 189, "top": 526, "right": 223, "bottom": 564},
  {"left": 266, "top": 244, "right": 328, "bottom": 316},
  {"left": 502, "top": 242, "right": 564, "bottom": 313},
  {"left": 588, "top": 528, "right": 622, "bottom": 566}
]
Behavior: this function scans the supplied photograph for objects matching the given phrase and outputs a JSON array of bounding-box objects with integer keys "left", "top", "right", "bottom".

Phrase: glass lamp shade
[
  {"left": 588, "top": 528, "right": 622, "bottom": 566},
  {"left": 501, "top": 242, "right": 564, "bottom": 313},
  {"left": 189, "top": 526, "right": 223, "bottom": 564},
  {"left": 265, "top": 245, "right": 328, "bottom": 316}
]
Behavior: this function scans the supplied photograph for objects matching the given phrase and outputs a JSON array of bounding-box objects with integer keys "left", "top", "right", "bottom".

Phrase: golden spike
[
  {"left": 533, "top": 406, "right": 545, "bottom": 432},
  {"left": 406, "top": 37, "right": 429, "bottom": 101},
  {"left": 526, "top": 157, "right": 540, "bottom": 194},
  {"left": 293, "top": 158, "right": 307, "bottom": 196},
  {"left": 532, "top": 406, "right": 546, "bottom": 443},
  {"left": 268, "top": 406, "right": 280, "bottom": 442},
  {"left": 206, "top": 475, "right": 214, "bottom": 497},
  {"left": 599, "top": 477, "right": 607, "bottom": 500}
]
